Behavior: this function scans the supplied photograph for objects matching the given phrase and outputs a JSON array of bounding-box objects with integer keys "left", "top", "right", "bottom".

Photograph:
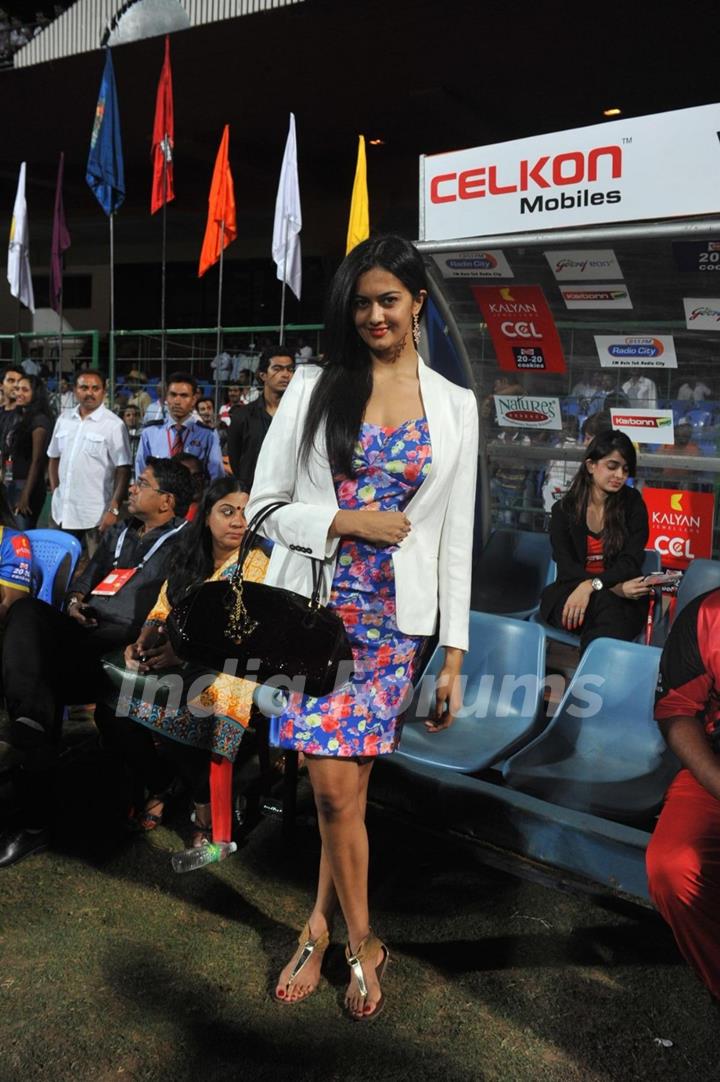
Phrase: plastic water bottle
[
  {"left": 171, "top": 840, "right": 237, "bottom": 873},
  {"left": 252, "top": 684, "right": 288, "bottom": 717}
]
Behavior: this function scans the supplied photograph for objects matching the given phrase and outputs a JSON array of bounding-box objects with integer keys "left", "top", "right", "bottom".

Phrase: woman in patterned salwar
[
  {"left": 112, "top": 477, "right": 268, "bottom": 846},
  {"left": 246, "top": 235, "right": 478, "bottom": 1020}
]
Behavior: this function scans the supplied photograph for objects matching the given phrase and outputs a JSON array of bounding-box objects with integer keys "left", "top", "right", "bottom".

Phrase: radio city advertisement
[{"left": 421, "top": 101, "right": 720, "bottom": 240}]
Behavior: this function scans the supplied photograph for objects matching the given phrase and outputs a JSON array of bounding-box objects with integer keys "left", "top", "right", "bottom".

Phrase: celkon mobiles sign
[
  {"left": 610, "top": 408, "right": 675, "bottom": 444},
  {"left": 683, "top": 296, "right": 720, "bottom": 330},
  {"left": 560, "top": 284, "right": 632, "bottom": 310},
  {"left": 494, "top": 394, "right": 562, "bottom": 430},
  {"left": 432, "top": 249, "right": 514, "bottom": 279},
  {"left": 472, "top": 285, "right": 566, "bottom": 373},
  {"left": 420, "top": 102, "right": 720, "bottom": 240},
  {"left": 546, "top": 249, "right": 623, "bottom": 280},
  {"left": 643, "top": 489, "right": 715, "bottom": 570},
  {"left": 595, "top": 334, "right": 677, "bottom": 368}
]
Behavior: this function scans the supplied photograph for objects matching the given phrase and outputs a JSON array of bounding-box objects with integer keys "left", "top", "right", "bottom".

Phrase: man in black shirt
[
  {"left": 227, "top": 345, "right": 295, "bottom": 493},
  {"left": 0, "top": 456, "right": 193, "bottom": 866},
  {"left": 0, "top": 364, "right": 23, "bottom": 468}
]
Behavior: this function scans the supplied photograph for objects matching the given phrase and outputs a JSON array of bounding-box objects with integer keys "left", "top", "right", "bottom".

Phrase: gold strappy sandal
[
  {"left": 344, "top": 930, "right": 389, "bottom": 1021},
  {"left": 274, "top": 921, "right": 330, "bottom": 1005}
]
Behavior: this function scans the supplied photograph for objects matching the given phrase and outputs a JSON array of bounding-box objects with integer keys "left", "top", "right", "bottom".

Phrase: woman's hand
[
  {"left": 425, "top": 648, "right": 464, "bottom": 733},
  {"left": 611, "top": 576, "right": 652, "bottom": 600},
  {"left": 562, "top": 580, "right": 594, "bottom": 630},
  {"left": 125, "top": 625, "right": 181, "bottom": 672},
  {"left": 330, "top": 509, "right": 411, "bottom": 545}
]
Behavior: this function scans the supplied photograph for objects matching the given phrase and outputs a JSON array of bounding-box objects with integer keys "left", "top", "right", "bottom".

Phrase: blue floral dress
[{"left": 272, "top": 417, "right": 432, "bottom": 757}]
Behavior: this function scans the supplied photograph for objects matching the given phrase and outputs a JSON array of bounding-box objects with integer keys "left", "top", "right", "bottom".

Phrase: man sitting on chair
[{"left": 0, "top": 457, "right": 193, "bottom": 868}]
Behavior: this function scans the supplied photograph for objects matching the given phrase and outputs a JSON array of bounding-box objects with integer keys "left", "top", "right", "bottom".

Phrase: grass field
[{"left": 1, "top": 734, "right": 718, "bottom": 1082}]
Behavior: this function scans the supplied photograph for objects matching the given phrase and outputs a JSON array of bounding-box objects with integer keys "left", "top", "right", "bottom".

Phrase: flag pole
[
  {"left": 278, "top": 214, "right": 289, "bottom": 345},
  {"left": 109, "top": 213, "right": 116, "bottom": 406},
  {"left": 57, "top": 288, "right": 64, "bottom": 392},
  {"left": 214, "top": 219, "right": 225, "bottom": 412},
  {"left": 160, "top": 154, "right": 168, "bottom": 391}
]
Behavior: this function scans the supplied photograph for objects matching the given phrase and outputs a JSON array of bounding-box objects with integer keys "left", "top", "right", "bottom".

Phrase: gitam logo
[
  {"left": 447, "top": 253, "right": 498, "bottom": 270},
  {"left": 607, "top": 336, "right": 664, "bottom": 358}
]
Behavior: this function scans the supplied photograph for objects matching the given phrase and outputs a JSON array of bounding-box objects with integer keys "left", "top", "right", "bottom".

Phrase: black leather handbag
[{"left": 166, "top": 500, "right": 354, "bottom": 698}]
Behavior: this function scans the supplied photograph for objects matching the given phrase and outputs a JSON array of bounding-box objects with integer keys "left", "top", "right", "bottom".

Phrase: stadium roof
[{"left": 13, "top": 0, "right": 304, "bottom": 67}]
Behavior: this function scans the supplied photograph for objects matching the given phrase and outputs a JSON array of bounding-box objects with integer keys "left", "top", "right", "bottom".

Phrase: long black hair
[
  {"left": 299, "top": 234, "right": 427, "bottom": 478},
  {"left": 561, "top": 428, "right": 638, "bottom": 564},
  {"left": 10, "top": 374, "right": 54, "bottom": 453},
  {"left": 165, "top": 475, "right": 245, "bottom": 607}
]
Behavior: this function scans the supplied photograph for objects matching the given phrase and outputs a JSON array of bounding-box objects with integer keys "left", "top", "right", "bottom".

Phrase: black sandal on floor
[{"left": 344, "top": 930, "right": 389, "bottom": 1022}]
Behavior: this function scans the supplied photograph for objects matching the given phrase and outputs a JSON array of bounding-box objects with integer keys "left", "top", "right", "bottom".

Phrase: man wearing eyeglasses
[
  {"left": 227, "top": 345, "right": 295, "bottom": 494},
  {"left": 47, "top": 369, "right": 132, "bottom": 557},
  {"left": 0, "top": 458, "right": 194, "bottom": 868}
]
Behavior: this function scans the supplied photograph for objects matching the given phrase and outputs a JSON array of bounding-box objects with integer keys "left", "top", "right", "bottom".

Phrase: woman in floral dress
[{"left": 247, "top": 235, "right": 478, "bottom": 1020}]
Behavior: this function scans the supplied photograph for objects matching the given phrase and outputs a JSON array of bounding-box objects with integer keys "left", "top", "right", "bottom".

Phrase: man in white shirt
[
  {"left": 622, "top": 370, "right": 658, "bottom": 410},
  {"left": 50, "top": 377, "right": 76, "bottom": 418},
  {"left": 47, "top": 370, "right": 132, "bottom": 557},
  {"left": 678, "top": 378, "right": 712, "bottom": 403}
]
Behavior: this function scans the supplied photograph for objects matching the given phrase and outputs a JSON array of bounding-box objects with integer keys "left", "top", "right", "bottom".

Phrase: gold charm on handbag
[{"left": 226, "top": 578, "right": 258, "bottom": 643}]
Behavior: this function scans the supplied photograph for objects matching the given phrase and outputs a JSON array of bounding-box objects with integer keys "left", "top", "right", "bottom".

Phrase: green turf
[{"left": 1, "top": 747, "right": 718, "bottom": 1082}]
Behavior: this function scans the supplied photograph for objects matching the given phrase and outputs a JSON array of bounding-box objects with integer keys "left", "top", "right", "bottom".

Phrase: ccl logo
[
  {"left": 501, "top": 321, "right": 542, "bottom": 338},
  {"left": 655, "top": 536, "right": 694, "bottom": 559}
]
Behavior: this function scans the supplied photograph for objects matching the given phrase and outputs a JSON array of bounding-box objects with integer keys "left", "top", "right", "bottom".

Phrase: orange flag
[
  {"left": 198, "top": 124, "right": 237, "bottom": 277},
  {"left": 150, "top": 35, "right": 174, "bottom": 214}
]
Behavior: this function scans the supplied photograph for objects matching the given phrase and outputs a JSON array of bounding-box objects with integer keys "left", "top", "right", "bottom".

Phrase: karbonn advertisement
[
  {"left": 472, "top": 285, "right": 566, "bottom": 373},
  {"left": 610, "top": 408, "right": 675, "bottom": 444},
  {"left": 643, "top": 489, "right": 715, "bottom": 570},
  {"left": 420, "top": 101, "right": 720, "bottom": 240}
]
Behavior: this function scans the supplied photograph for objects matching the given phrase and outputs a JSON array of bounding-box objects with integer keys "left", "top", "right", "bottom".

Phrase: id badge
[{"left": 91, "top": 567, "right": 138, "bottom": 596}]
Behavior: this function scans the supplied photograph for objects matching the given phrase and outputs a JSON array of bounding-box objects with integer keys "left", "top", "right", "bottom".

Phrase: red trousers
[{"left": 646, "top": 768, "right": 720, "bottom": 999}]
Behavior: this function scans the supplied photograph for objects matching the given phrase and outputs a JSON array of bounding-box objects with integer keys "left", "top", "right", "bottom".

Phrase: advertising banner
[
  {"left": 546, "top": 249, "right": 623, "bottom": 280},
  {"left": 610, "top": 408, "right": 675, "bottom": 443},
  {"left": 560, "top": 284, "right": 632, "bottom": 309},
  {"left": 473, "top": 285, "right": 566, "bottom": 373},
  {"left": 421, "top": 101, "right": 720, "bottom": 241},
  {"left": 494, "top": 394, "right": 562, "bottom": 430},
  {"left": 673, "top": 239, "right": 720, "bottom": 273},
  {"left": 432, "top": 250, "right": 513, "bottom": 279},
  {"left": 643, "top": 488, "right": 715, "bottom": 570},
  {"left": 683, "top": 297, "right": 720, "bottom": 330},
  {"left": 595, "top": 334, "right": 677, "bottom": 368}
]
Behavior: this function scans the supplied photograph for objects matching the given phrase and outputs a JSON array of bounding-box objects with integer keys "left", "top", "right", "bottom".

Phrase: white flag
[
  {"left": 272, "top": 113, "right": 302, "bottom": 300},
  {"left": 7, "top": 162, "right": 34, "bottom": 313}
]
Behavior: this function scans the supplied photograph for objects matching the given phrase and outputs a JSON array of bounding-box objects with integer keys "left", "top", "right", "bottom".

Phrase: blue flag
[{"left": 86, "top": 49, "right": 125, "bottom": 215}]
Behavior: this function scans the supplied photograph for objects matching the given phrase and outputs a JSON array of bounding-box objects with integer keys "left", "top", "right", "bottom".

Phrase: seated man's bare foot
[{"left": 274, "top": 917, "right": 330, "bottom": 1004}]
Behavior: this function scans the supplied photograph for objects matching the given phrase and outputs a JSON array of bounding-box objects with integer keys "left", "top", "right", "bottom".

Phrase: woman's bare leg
[{"left": 308, "top": 757, "right": 384, "bottom": 1017}]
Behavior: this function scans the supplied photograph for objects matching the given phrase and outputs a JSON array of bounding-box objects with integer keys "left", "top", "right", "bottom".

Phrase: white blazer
[{"left": 245, "top": 358, "right": 479, "bottom": 651}]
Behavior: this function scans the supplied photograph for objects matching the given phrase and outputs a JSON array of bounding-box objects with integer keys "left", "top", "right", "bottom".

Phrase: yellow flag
[{"left": 346, "top": 135, "right": 369, "bottom": 254}]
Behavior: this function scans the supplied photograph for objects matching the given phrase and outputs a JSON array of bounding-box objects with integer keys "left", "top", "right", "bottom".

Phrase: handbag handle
[{"left": 235, "top": 500, "right": 324, "bottom": 607}]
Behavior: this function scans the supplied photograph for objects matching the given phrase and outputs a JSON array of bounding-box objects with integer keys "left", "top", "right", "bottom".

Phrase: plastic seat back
[
  {"left": 503, "top": 638, "right": 679, "bottom": 819},
  {"left": 471, "top": 529, "right": 553, "bottom": 619},
  {"left": 25, "top": 529, "right": 82, "bottom": 609},
  {"left": 675, "top": 559, "right": 720, "bottom": 619},
  {"left": 397, "top": 612, "right": 547, "bottom": 773}
]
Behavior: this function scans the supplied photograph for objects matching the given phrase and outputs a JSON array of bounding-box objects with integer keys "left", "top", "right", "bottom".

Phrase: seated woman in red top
[{"left": 539, "top": 429, "right": 651, "bottom": 652}]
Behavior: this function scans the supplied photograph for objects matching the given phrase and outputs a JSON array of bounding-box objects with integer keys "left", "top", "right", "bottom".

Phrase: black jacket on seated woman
[{"left": 540, "top": 429, "right": 651, "bottom": 653}]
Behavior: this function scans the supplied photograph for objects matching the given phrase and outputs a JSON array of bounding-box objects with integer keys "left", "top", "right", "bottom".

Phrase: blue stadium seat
[
  {"left": 471, "top": 529, "right": 554, "bottom": 619},
  {"left": 532, "top": 549, "right": 661, "bottom": 647},
  {"left": 674, "top": 558, "right": 720, "bottom": 619},
  {"left": 25, "top": 529, "right": 82, "bottom": 609},
  {"left": 396, "top": 611, "right": 547, "bottom": 773},
  {"left": 502, "top": 638, "right": 679, "bottom": 820}
]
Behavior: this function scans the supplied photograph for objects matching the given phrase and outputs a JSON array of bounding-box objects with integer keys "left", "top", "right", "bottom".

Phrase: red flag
[
  {"left": 50, "top": 151, "right": 71, "bottom": 313},
  {"left": 198, "top": 124, "right": 237, "bottom": 277},
  {"left": 150, "top": 35, "right": 174, "bottom": 214}
]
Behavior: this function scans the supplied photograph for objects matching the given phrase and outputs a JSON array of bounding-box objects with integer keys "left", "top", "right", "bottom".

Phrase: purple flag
[{"left": 50, "top": 151, "right": 71, "bottom": 313}]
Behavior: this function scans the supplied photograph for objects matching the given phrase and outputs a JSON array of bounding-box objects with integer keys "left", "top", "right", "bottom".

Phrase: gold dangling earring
[{"left": 412, "top": 311, "right": 420, "bottom": 348}]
